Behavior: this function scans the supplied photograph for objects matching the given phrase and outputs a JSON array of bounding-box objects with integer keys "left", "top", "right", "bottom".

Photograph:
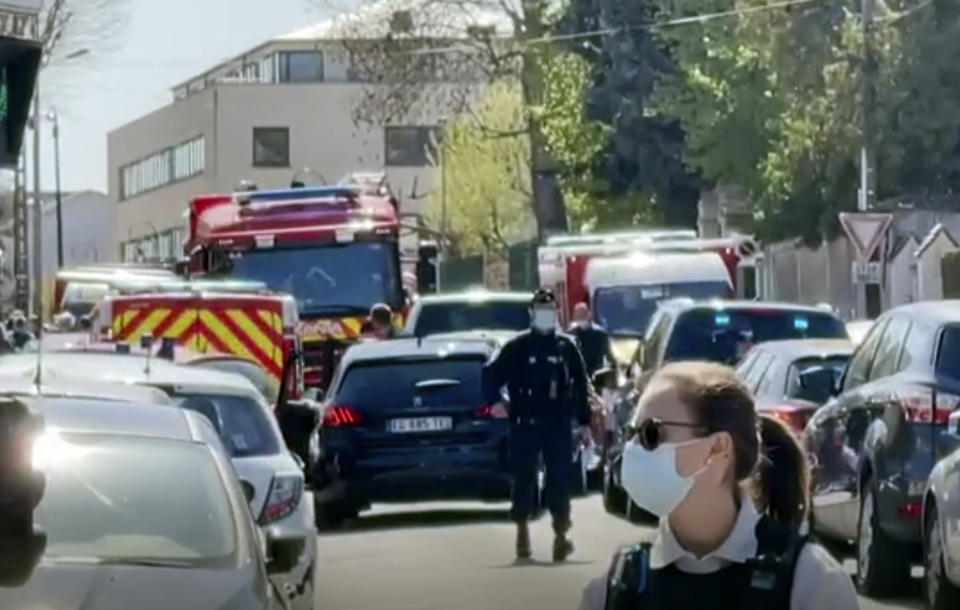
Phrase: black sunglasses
[{"left": 627, "top": 418, "right": 708, "bottom": 451}]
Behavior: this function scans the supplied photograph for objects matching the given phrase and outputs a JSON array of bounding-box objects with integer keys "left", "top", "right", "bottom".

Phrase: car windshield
[
  {"left": 34, "top": 434, "right": 237, "bottom": 567},
  {"left": 593, "top": 281, "right": 732, "bottom": 335},
  {"left": 336, "top": 358, "right": 485, "bottom": 412},
  {"left": 786, "top": 356, "right": 850, "bottom": 404},
  {"left": 413, "top": 301, "right": 530, "bottom": 336},
  {"left": 665, "top": 309, "right": 848, "bottom": 365},
  {"left": 172, "top": 394, "right": 281, "bottom": 457},
  {"left": 228, "top": 242, "right": 402, "bottom": 315}
]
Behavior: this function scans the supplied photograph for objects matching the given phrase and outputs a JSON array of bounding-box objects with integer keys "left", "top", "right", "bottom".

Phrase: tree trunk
[{"left": 520, "top": 0, "right": 568, "bottom": 238}]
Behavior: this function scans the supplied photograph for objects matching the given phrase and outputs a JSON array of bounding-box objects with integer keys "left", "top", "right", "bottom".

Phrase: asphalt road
[{"left": 315, "top": 496, "right": 922, "bottom": 610}]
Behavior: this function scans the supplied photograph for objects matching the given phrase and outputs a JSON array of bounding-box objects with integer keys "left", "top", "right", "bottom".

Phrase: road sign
[
  {"left": 852, "top": 261, "right": 882, "bottom": 284},
  {"left": 840, "top": 212, "right": 893, "bottom": 261}
]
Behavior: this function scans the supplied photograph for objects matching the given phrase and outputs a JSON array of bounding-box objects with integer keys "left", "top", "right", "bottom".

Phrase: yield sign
[{"left": 840, "top": 212, "right": 893, "bottom": 261}]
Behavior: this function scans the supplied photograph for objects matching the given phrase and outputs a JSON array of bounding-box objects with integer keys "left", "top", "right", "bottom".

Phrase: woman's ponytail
[{"left": 756, "top": 415, "right": 810, "bottom": 528}]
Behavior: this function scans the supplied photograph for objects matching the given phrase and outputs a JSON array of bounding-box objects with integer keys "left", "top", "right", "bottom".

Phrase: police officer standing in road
[{"left": 484, "top": 289, "right": 591, "bottom": 563}]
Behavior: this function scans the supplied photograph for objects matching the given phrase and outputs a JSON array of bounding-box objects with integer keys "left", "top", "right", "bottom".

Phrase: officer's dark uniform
[
  {"left": 569, "top": 321, "right": 615, "bottom": 377},
  {"left": 483, "top": 292, "right": 590, "bottom": 561}
]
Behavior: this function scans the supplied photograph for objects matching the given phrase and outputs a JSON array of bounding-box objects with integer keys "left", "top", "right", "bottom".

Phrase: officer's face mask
[
  {"left": 621, "top": 430, "right": 715, "bottom": 518},
  {"left": 531, "top": 307, "right": 557, "bottom": 333}
]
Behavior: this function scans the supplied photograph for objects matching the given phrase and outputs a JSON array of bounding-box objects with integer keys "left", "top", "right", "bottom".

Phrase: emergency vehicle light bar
[{"left": 243, "top": 186, "right": 359, "bottom": 203}]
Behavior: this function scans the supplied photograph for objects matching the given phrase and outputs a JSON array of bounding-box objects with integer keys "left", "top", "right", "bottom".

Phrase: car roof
[
  {"left": 887, "top": 300, "right": 960, "bottom": 326},
  {"left": 23, "top": 395, "right": 207, "bottom": 443},
  {"left": 415, "top": 290, "right": 532, "bottom": 305},
  {"left": 659, "top": 299, "right": 840, "bottom": 316},
  {"left": 747, "top": 338, "right": 854, "bottom": 359},
  {"left": 0, "top": 352, "right": 263, "bottom": 399},
  {"left": 0, "top": 373, "right": 173, "bottom": 404},
  {"left": 340, "top": 336, "right": 496, "bottom": 367}
]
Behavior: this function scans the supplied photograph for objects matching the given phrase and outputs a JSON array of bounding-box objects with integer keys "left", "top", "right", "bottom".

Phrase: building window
[
  {"left": 278, "top": 51, "right": 324, "bottom": 83},
  {"left": 120, "top": 135, "right": 205, "bottom": 200},
  {"left": 259, "top": 54, "right": 276, "bottom": 83},
  {"left": 253, "top": 127, "right": 290, "bottom": 167},
  {"left": 385, "top": 126, "right": 437, "bottom": 167}
]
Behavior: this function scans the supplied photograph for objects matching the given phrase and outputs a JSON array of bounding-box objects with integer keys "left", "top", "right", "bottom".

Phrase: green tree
[{"left": 425, "top": 81, "right": 534, "bottom": 257}]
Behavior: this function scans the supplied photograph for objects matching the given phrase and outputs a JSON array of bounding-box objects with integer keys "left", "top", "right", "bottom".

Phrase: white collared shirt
[{"left": 579, "top": 500, "right": 860, "bottom": 610}]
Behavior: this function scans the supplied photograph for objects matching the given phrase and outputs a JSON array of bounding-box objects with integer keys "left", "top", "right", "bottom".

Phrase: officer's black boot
[
  {"left": 516, "top": 521, "right": 532, "bottom": 560},
  {"left": 552, "top": 519, "right": 574, "bottom": 563}
]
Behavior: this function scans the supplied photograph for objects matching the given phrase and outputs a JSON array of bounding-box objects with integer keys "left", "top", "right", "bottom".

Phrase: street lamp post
[
  {"left": 437, "top": 117, "right": 447, "bottom": 292},
  {"left": 48, "top": 106, "right": 62, "bottom": 269}
]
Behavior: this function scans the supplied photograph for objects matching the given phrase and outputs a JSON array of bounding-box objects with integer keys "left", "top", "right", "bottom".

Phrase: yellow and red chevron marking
[
  {"left": 111, "top": 304, "right": 285, "bottom": 381},
  {"left": 299, "top": 313, "right": 405, "bottom": 342},
  {"left": 300, "top": 316, "right": 365, "bottom": 342}
]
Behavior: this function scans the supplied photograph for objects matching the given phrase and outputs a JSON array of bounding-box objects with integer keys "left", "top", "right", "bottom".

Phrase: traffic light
[
  {"left": 0, "top": 35, "right": 41, "bottom": 168},
  {"left": 0, "top": 398, "right": 46, "bottom": 587}
]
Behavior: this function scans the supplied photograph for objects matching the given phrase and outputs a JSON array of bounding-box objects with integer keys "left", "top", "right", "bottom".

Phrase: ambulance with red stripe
[{"left": 185, "top": 183, "right": 405, "bottom": 390}]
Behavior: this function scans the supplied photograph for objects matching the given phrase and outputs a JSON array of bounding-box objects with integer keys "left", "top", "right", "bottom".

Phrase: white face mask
[
  {"left": 621, "top": 438, "right": 709, "bottom": 518},
  {"left": 531, "top": 309, "right": 557, "bottom": 332}
]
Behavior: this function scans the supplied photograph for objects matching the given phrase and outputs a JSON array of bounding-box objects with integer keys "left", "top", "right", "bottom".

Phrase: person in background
[
  {"left": 369, "top": 303, "right": 395, "bottom": 340},
  {"left": 10, "top": 313, "right": 35, "bottom": 351},
  {"left": 359, "top": 319, "right": 377, "bottom": 341},
  {"left": 484, "top": 289, "right": 591, "bottom": 563},
  {"left": 579, "top": 361, "right": 857, "bottom": 610},
  {"left": 568, "top": 302, "right": 616, "bottom": 377}
]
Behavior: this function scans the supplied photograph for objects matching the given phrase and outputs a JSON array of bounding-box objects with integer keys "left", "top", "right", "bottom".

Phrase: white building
[{"left": 108, "top": 3, "right": 501, "bottom": 262}]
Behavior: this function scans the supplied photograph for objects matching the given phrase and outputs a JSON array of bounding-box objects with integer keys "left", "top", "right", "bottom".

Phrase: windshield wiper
[{"left": 95, "top": 557, "right": 195, "bottom": 568}]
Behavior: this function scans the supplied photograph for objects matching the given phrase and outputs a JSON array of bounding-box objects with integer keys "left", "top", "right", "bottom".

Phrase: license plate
[{"left": 387, "top": 417, "right": 453, "bottom": 433}]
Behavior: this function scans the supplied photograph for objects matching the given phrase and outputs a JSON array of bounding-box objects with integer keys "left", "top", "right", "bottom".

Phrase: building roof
[{"left": 915, "top": 222, "right": 958, "bottom": 257}]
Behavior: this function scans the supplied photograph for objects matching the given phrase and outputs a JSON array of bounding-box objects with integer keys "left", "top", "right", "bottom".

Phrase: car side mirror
[
  {"left": 265, "top": 528, "right": 305, "bottom": 575},
  {"left": 240, "top": 480, "right": 256, "bottom": 504}
]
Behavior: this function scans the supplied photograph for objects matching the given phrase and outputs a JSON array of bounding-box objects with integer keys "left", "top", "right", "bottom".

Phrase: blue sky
[{"left": 29, "top": 0, "right": 344, "bottom": 193}]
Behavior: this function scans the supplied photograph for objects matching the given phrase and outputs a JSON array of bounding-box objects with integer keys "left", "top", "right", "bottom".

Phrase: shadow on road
[{"left": 322, "top": 507, "right": 512, "bottom": 535}]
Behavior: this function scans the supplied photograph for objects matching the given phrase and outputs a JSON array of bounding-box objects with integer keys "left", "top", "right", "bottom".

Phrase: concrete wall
[
  {"left": 760, "top": 237, "right": 855, "bottom": 318},
  {"left": 108, "top": 88, "right": 216, "bottom": 256},
  {"left": 887, "top": 239, "right": 920, "bottom": 309}
]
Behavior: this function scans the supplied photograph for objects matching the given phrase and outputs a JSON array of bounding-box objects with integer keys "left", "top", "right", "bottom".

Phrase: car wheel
[
  {"left": 926, "top": 506, "right": 960, "bottom": 610},
  {"left": 602, "top": 460, "right": 626, "bottom": 516},
  {"left": 856, "top": 484, "right": 911, "bottom": 597}
]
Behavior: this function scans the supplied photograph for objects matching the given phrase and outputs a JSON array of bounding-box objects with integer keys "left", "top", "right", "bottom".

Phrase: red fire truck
[{"left": 185, "top": 183, "right": 406, "bottom": 390}]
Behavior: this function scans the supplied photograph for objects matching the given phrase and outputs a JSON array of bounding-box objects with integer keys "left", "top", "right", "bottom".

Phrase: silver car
[{"left": 0, "top": 396, "right": 288, "bottom": 610}]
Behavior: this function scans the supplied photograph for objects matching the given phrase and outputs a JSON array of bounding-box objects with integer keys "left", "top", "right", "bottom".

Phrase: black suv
[
  {"left": 805, "top": 301, "right": 960, "bottom": 597},
  {"left": 602, "top": 299, "right": 848, "bottom": 521}
]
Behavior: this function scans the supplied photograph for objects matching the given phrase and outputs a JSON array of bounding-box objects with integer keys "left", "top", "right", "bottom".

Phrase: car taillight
[
  {"left": 769, "top": 406, "right": 810, "bottom": 435},
  {"left": 897, "top": 501, "right": 923, "bottom": 519},
  {"left": 475, "top": 404, "right": 508, "bottom": 419},
  {"left": 898, "top": 388, "right": 959, "bottom": 423},
  {"left": 259, "top": 474, "right": 303, "bottom": 525},
  {"left": 324, "top": 405, "right": 363, "bottom": 426}
]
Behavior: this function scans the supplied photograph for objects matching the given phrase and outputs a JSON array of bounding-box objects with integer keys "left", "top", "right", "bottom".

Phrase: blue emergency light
[
  {"left": 794, "top": 317, "right": 810, "bottom": 331},
  {"left": 246, "top": 186, "right": 357, "bottom": 202},
  {"left": 715, "top": 313, "right": 731, "bottom": 326}
]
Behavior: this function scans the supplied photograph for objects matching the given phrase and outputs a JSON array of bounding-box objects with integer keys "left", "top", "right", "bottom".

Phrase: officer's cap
[{"left": 531, "top": 288, "right": 557, "bottom": 306}]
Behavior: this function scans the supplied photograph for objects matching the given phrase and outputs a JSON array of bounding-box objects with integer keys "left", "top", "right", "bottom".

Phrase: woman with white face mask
[{"left": 579, "top": 361, "right": 858, "bottom": 610}]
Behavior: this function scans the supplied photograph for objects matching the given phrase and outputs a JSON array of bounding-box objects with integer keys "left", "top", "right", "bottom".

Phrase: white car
[{"left": 0, "top": 352, "right": 318, "bottom": 610}]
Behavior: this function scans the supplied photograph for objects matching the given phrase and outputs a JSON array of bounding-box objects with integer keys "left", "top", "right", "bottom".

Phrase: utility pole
[
  {"left": 859, "top": 0, "right": 877, "bottom": 211},
  {"left": 13, "top": 149, "right": 28, "bottom": 313},
  {"left": 31, "top": 88, "right": 41, "bottom": 324},
  {"left": 50, "top": 107, "right": 62, "bottom": 268},
  {"left": 437, "top": 117, "right": 447, "bottom": 292}
]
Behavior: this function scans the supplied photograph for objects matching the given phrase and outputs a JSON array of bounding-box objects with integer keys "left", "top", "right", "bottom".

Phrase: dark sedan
[
  {"left": 736, "top": 338, "right": 853, "bottom": 436},
  {"left": 314, "top": 337, "right": 515, "bottom": 527},
  {"left": 805, "top": 301, "right": 960, "bottom": 598}
]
